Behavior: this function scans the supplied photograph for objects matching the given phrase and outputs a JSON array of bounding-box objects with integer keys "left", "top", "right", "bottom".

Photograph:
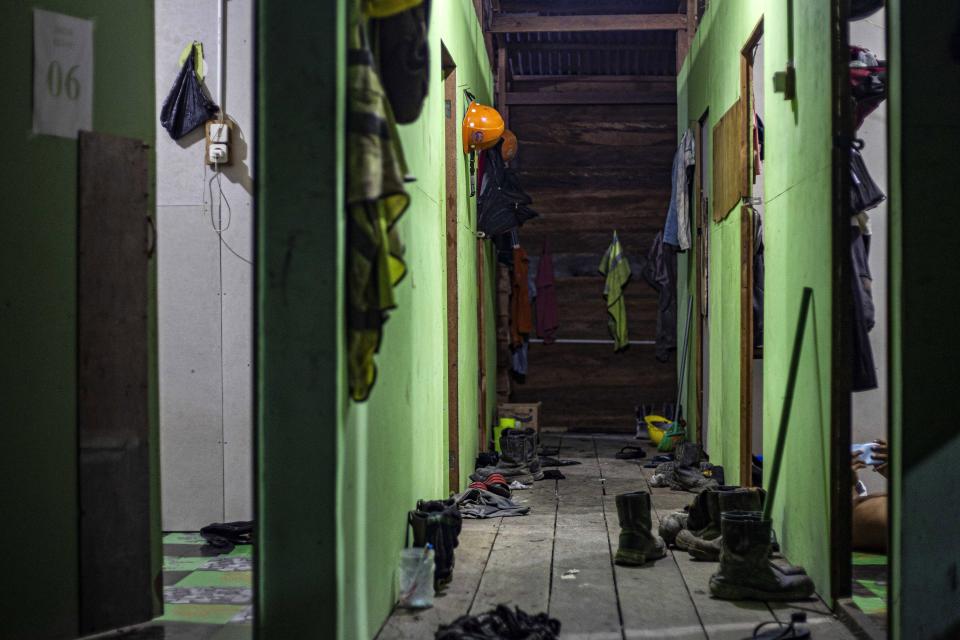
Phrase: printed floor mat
[{"left": 851, "top": 551, "right": 887, "bottom": 630}]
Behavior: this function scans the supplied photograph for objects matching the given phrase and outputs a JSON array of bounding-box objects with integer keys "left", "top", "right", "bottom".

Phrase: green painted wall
[
  {"left": 337, "top": 2, "right": 495, "bottom": 638},
  {"left": 677, "top": 0, "right": 837, "bottom": 598},
  {"left": 0, "top": 1, "right": 157, "bottom": 637},
  {"left": 887, "top": 2, "right": 960, "bottom": 637}
]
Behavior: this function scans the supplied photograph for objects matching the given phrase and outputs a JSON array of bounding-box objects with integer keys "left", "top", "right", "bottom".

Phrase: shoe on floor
[
  {"left": 614, "top": 491, "right": 666, "bottom": 566},
  {"left": 709, "top": 511, "right": 814, "bottom": 601},
  {"left": 688, "top": 488, "right": 764, "bottom": 561}
]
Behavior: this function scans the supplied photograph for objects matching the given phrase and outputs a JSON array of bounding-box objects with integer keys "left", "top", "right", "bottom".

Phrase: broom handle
[
  {"left": 674, "top": 296, "right": 693, "bottom": 422},
  {"left": 762, "top": 287, "right": 813, "bottom": 522}
]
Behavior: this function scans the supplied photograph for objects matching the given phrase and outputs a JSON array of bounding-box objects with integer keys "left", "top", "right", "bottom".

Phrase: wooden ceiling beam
[
  {"left": 489, "top": 13, "right": 687, "bottom": 33},
  {"left": 506, "top": 90, "right": 676, "bottom": 105},
  {"left": 503, "top": 42, "right": 672, "bottom": 53}
]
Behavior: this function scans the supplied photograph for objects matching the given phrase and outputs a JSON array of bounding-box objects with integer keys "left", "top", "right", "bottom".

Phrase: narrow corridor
[{"left": 378, "top": 435, "right": 855, "bottom": 640}]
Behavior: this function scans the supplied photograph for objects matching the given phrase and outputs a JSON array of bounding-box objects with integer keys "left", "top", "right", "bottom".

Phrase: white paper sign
[{"left": 33, "top": 9, "right": 94, "bottom": 139}]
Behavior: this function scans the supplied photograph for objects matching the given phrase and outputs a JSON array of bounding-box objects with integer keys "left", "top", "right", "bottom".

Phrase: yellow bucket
[
  {"left": 494, "top": 417, "right": 516, "bottom": 453},
  {"left": 644, "top": 415, "right": 672, "bottom": 446}
]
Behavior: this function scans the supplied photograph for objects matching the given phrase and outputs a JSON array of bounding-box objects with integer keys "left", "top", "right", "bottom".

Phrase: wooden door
[{"left": 77, "top": 131, "right": 153, "bottom": 633}]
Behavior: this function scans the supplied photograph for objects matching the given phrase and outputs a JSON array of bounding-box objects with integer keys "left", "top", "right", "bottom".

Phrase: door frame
[
  {"left": 828, "top": 0, "right": 854, "bottom": 602},
  {"left": 694, "top": 109, "right": 709, "bottom": 449},
  {"left": 738, "top": 20, "right": 763, "bottom": 487},
  {"left": 442, "top": 46, "right": 460, "bottom": 493}
]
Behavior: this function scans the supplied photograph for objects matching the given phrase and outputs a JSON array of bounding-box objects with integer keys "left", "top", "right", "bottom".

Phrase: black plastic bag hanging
[{"left": 160, "top": 43, "right": 219, "bottom": 140}]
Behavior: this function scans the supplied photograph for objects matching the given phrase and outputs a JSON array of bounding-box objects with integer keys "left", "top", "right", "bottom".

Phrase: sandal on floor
[
  {"left": 615, "top": 446, "right": 647, "bottom": 460},
  {"left": 540, "top": 456, "right": 582, "bottom": 467}
]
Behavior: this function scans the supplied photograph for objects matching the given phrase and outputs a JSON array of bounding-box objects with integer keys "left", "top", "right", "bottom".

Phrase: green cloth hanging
[
  {"left": 346, "top": 3, "right": 410, "bottom": 402},
  {"left": 599, "top": 231, "right": 631, "bottom": 352}
]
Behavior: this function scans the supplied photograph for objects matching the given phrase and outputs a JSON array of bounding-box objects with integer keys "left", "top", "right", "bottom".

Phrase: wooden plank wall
[{"left": 508, "top": 90, "right": 677, "bottom": 431}]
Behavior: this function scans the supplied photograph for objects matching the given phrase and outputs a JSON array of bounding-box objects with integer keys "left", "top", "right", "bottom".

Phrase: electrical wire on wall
[{"left": 205, "top": 162, "right": 252, "bottom": 265}]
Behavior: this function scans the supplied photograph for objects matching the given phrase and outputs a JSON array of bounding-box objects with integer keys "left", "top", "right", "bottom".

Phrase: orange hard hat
[
  {"left": 462, "top": 101, "right": 504, "bottom": 153},
  {"left": 500, "top": 129, "right": 518, "bottom": 162}
]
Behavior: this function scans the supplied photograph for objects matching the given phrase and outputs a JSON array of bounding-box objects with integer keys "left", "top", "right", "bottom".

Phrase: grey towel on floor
[{"left": 454, "top": 488, "right": 530, "bottom": 519}]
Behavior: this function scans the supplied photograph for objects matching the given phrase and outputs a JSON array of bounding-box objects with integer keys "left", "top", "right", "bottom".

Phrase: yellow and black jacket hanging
[
  {"left": 599, "top": 231, "right": 631, "bottom": 352},
  {"left": 346, "top": 2, "right": 411, "bottom": 401}
]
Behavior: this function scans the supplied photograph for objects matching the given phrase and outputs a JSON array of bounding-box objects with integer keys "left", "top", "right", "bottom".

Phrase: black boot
[
  {"left": 658, "top": 511, "right": 689, "bottom": 547},
  {"left": 497, "top": 429, "right": 535, "bottom": 484},
  {"left": 675, "top": 489, "right": 723, "bottom": 550},
  {"left": 409, "top": 499, "right": 462, "bottom": 589},
  {"left": 614, "top": 491, "right": 666, "bottom": 566},
  {"left": 709, "top": 511, "right": 814, "bottom": 601},
  {"left": 675, "top": 441, "right": 705, "bottom": 467},
  {"left": 519, "top": 428, "right": 544, "bottom": 481},
  {"left": 688, "top": 488, "right": 764, "bottom": 560}
]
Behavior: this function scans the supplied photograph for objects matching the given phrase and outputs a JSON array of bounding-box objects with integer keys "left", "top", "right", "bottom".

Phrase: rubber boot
[
  {"left": 614, "top": 491, "right": 666, "bottom": 566},
  {"left": 410, "top": 499, "right": 462, "bottom": 589},
  {"left": 688, "top": 488, "right": 764, "bottom": 561},
  {"left": 675, "top": 441, "right": 705, "bottom": 467},
  {"left": 498, "top": 430, "right": 535, "bottom": 484},
  {"left": 675, "top": 489, "right": 723, "bottom": 550},
  {"left": 709, "top": 511, "right": 815, "bottom": 601},
  {"left": 658, "top": 511, "right": 688, "bottom": 547},
  {"left": 514, "top": 427, "right": 544, "bottom": 481}
]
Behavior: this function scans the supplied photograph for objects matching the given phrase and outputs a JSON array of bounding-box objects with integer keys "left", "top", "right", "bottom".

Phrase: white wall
[
  {"left": 850, "top": 13, "right": 887, "bottom": 495},
  {"left": 155, "top": 0, "right": 254, "bottom": 529}
]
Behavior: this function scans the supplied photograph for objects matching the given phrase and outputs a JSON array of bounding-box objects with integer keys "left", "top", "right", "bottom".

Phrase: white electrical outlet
[
  {"left": 205, "top": 119, "right": 233, "bottom": 165},
  {"left": 209, "top": 143, "right": 228, "bottom": 164},
  {"left": 209, "top": 122, "right": 230, "bottom": 144}
]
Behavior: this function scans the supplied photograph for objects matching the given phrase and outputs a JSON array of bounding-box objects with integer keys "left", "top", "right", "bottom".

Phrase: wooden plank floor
[{"left": 378, "top": 434, "right": 856, "bottom": 640}]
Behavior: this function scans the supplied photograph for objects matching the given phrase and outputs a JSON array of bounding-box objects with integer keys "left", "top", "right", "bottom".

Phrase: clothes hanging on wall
[
  {"left": 598, "top": 231, "right": 632, "bottom": 352},
  {"left": 535, "top": 240, "right": 559, "bottom": 344},
  {"left": 850, "top": 45, "right": 887, "bottom": 130},
  {"left": 510, "top": 339, "right": 529, "bottom": 383},
  {"left": 752, "top": 113, "right": 765, "bottom": 180},
  {"left": 477, "top": 142, "right": 538, "bottom": 237},
  {"left": 851, "top": 225, "right": 878, "bottom": 391},
  {"left": 510, "top": 246, "right": 533, "bottom": 348},
  {"left": 663, "top": 128, "right": 696, "bottom": 251},
  {"left": 753, "top": 209, "right": 765, "bottom": 350},
  {"left": 493, "top": 231, "right": 514, "bottom": 267},
  {"left": 369, "top": 0, "right": 431, "bottom": 124},
  {"left": 642, "top": 230, "right": 677, "bottom": 362},
  {"left": 496, "top": 264, "right": 512, "bottom": 403},
  {"left": 851, "top": 145, "right": 886, "bottom": 213},
  {"left": 345, "top": 12, "right": 410, "bottom": 402}
]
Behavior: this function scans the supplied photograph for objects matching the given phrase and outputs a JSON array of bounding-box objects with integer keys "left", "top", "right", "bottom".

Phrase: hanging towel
[
  {"left": 663, "top": 128, "right": 696, "bottom": 250},
  {"left": 535, "top": 240, "right": 559, "bottom": 344},
  {"left": 346, "top": 9, "right": 410, "bottom": 402},
  {"left": 599, "top": 232, "right": 632, "bottom": 352},
  {"left": 510, "top": 246, "right": 532, "bottom": 348}
]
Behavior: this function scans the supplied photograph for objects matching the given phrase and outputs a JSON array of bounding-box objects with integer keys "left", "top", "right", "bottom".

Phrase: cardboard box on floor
[{"left": 498, "top": 402, "right": 541, "bottom": 433}]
